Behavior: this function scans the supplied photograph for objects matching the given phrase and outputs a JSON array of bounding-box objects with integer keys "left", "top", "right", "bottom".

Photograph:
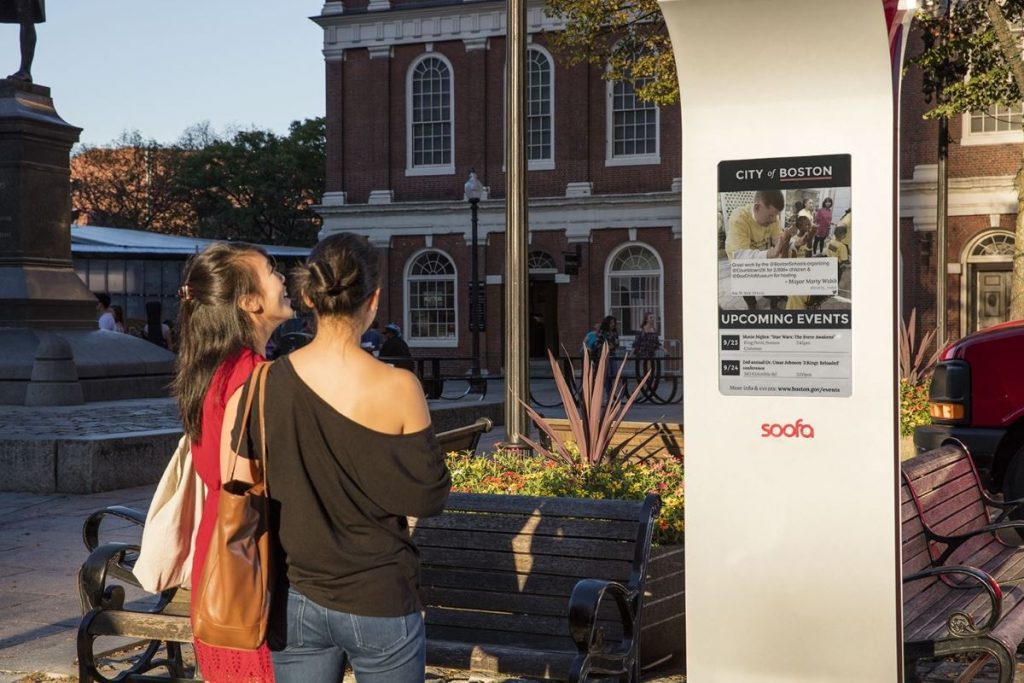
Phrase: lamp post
[{"left": 464, "top": 170, "right": 483, "bottom": 383}]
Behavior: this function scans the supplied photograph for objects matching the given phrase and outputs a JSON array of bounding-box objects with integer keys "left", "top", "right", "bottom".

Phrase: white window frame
[
  {"left": 961, "top": 103, "right": 1024, "bottom": 146},
  {"left": 605, "top": 76, "right": 660, "bottom": 167},
  {"left": 406, "top": 53, "right": 456, "bottom": 177},
  {"left": 526, "top": 46, "right": 555, "bottom": 171},
  {"left": 500, "top": 46, "right": 557, "bottom": 172},
  {"left": 404, "top": 248, "right": 459, "bottom": 348},
  {"left": 603, "top": 242, "right": 665, "bottom": 344}
]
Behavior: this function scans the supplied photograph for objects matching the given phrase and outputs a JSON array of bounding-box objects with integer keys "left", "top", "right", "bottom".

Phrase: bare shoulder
[{"left": 378, "top": 363, "right": 431, "bottom": 432}]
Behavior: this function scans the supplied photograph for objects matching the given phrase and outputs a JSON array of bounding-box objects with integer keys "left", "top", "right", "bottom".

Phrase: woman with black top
[{"left": 229, "top": 232, "right": 450, "bottom": 682}]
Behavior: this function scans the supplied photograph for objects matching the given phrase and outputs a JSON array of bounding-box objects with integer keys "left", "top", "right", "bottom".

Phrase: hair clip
[{"left": 177, "top": 284, "right": 195, "bottom": 302}]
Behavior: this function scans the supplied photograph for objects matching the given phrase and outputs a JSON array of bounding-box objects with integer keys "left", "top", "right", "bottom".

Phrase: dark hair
[
  {"left": 95, "top": 292, "right": 111, "bottom": 308},
  {"left": 111, "top": 305, "right": 125, "bottom": 326},
  {"left": 754, "top": 190, "right": 785, "bottom": 212},
  {"left": 795, "top": 215, "right": 812, "bottom": 231},
  {"left": 823, "top": 197, "right": 834, "bottom": 208},
  {"left": 793, "top": 200, "right": 804, "bottom": 212},
  {"left": 291, "top": 232, "right": 379, "bottom": 319},
  {"left": 834, "top": 225, "right": 848, "bottom": 239},
  {"left": 172, "top": 242, "right": 268, "bottom": 441},
  {"left": 599, "top": 315, "right": 616, "bottom": 332}
]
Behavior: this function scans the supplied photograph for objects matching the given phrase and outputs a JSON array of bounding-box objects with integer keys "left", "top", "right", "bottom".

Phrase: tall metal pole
[
  {"left": 470, "top": 197, "right": 481, "bottom": 377},
  {"left": 504, "top": 0, "right": 530, "bottom": 451},
  {"left": 937, "top": 115, "right": 948, "bottom": 346}
]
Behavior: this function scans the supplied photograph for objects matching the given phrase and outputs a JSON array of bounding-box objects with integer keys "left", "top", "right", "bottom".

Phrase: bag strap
[
  {"left": 256, "top": 359, "right": 270, "bottom": 496},
  {"left": 227, "top": 360, "right": 273, "bottom": 485}
]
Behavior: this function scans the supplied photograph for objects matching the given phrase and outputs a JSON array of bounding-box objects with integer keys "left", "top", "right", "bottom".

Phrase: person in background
[
  {"left": 595, "top": 315, "right": 620, "bottom": 398},
  {"left": 380, "top": 322, "right": 414, "bottom": 371},
  {"left": 632, "top": 312, "right": 663, "bottom": 360},
  {"left": 143, "top": 301, "right": 171, "bottom": 348},
  {"left": 813, "top": 197, "right": 834, "bottom": 255},
  {"left": 110, "top": 304, "right": 126, "bottom": 333},
  {"left": 95, "top": 292, "right": 116, "bottom": 331},
  {"left": 172, "top": 241, "right": 293, "bottom": 681},
  {"left": 228, "top": 232, "right": 449, "bottom": 682},
  {"left": 360, "top": 319, "right": 383, "bottom": 355}
]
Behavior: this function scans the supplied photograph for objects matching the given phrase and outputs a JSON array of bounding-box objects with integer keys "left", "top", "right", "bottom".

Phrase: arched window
[
  {"left": 605, "top": 243, "right": 663, "bottom": 337},
  {"left": 407, "top": 54, "right": 454, "bottom": 175},
  {"left": 961, "top": 230, "right": 1015, "bottom": 335},
  {"left": 606, "top": 76, "right": 659, "bottom": 166},
  {"left": 528, "top": 250, "right": 557, "bottom": 273},
  {"left": 406, "top": 250, "right": 458, "bottom": 344},
  {"left": 527, "top": 47, "right": 554, "bottom": 167}
]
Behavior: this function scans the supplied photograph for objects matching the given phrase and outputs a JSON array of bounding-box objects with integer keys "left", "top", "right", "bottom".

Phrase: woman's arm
[{"left": 219, "top": 385, "right": 257, "bottom": 484}]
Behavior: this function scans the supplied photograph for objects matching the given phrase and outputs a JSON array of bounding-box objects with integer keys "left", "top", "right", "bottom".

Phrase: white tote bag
[{"left": 134, "top": 435, "right": 207, "bottom": 593}]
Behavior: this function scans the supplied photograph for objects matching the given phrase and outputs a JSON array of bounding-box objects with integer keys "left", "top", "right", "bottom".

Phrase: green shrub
[
  {"left": 900, "top": 378, "right": 932, "bottom": 437},
  {"left": 446, "top": 449, "right": 684, "bottom": 545}
]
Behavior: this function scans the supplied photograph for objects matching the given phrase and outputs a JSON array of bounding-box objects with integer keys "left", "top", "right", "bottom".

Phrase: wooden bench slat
[
  {"left": 420, "top": 567, "right": 583, "bottom": 598},
  {"left": 426, "top": 638, "right": 574, "bottom": 679},
  {"left": 421, "top": 547, "right": 633, "bottom": 580},
  {"left": 440, "top": 493, "right": 648, "bottom": 521},
  {"left": 411, "top": 513, "right": 640, "bottom": 541},
  {"left": 87, "top": 610, "right": 192, "bottom": 642},
  {"left": 413, "top": 527, "right": 637, "bottom": 561}
]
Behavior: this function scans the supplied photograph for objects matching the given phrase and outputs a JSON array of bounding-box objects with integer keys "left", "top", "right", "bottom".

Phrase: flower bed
[{"left": 446, "top": 448, "right": 684, "bottom": 545}]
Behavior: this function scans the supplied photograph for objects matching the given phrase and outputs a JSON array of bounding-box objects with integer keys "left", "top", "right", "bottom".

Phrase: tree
[
  {"left": 176, "top": 118, "right": 326, "bottom": 246},
  {"left": 544, "top": 0, "right": 677, "bottom": 105},
  {"left": 70, "top": 130, "right": 196, "bottom": 234},
  {"left": 906, "top": 0, "right": 1024, "bottom": 319}
]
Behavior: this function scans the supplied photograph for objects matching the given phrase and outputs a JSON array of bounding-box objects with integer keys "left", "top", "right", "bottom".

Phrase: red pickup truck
[{"left": 914, "top": 319, "right": 1024, "bottom": 497}]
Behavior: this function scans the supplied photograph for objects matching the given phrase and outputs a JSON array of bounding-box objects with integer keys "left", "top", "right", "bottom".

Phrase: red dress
[{"left": 190, "top": 348, "right": 274, "bottom": 682}]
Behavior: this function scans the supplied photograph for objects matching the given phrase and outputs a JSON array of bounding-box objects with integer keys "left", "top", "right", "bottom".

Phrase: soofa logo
[{"left": 761, "top": 420, "right": 815, "bottom": 439}]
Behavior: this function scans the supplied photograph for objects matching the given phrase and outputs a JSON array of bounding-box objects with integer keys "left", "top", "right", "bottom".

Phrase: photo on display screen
[{"left": 716, "top": 154, "right": 853, "bottom": 398}]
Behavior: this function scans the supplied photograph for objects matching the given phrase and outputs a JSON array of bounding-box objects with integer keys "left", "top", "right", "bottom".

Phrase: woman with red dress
[{"left": 172, "top": 242, "right": 294, "bottom": 682}]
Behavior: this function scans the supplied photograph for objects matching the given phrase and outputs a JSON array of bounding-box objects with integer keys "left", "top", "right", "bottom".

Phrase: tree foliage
[
  {"left": 69, "top": 118, "right": 326, "bottom": 246},
  {"left": 70, "top": 131, "right": 196, "bottom": 234},
  {"left": 905, "top": 0, "right": 1024, "bottom": 118},
  {"left": 544, "top": 0, "right": 677, "bottom": 105},
  {"left": 177, "top": 118, "right": 325, "bottom": 246}
]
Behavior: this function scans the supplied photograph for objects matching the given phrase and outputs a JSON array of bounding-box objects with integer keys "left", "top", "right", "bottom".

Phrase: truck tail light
[
  {"left": 929, "top": 402, "right": 965, "bottom": 420},
  {"left": 928, "top": 360, "right": 970, "bottom": 425}
]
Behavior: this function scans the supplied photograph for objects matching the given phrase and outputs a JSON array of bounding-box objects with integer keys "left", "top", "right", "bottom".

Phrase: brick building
[
  {"left": 900, "top": 41, "right": 1022, "bottom": 341},
  {"left": 312, "top": 0, "right": 681, "bottom": 372},
  {"left": 314, "top": 2, "right": 1020, "bottom": 367}
]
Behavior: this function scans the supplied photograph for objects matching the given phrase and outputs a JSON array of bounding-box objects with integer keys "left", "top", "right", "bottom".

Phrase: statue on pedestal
[{"left": 1, "top": 0, "right": 44, "bottom": 83}]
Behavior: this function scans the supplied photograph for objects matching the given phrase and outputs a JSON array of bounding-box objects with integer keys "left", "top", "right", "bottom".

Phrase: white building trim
[
  {"left": 314, "top": 1, "right": 565, "bottom": 57},
  {"left": 899, "top": 164, "right": 1018, "bottom": 232},
  {"left": 316, "top": 191, "right": 682, "bottom": 244}
]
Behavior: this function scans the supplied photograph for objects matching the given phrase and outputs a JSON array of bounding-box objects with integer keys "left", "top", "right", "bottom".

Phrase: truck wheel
[{"left": 1002, "top": 444, "right": 1024, "bottom": 537}]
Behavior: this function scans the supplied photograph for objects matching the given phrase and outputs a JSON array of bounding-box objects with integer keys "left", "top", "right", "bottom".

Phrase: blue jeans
[{"left": 271, "top": 588, "right": 426, "bottom": 683}]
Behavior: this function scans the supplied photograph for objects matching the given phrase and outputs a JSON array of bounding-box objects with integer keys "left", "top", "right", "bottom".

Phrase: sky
[{"left": 1, "top": 1, "right": 325, "bottom": 148}]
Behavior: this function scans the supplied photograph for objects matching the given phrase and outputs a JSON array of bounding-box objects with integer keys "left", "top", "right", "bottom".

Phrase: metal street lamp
[{"left": 464, "top": 170, "right": 483, "bottom": 384}]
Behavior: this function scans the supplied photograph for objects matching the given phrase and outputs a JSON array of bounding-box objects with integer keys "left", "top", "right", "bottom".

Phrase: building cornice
[
  {"left": 314, "top": 0, "right": 565, "bottom": 56},
  {"left": 901, "top": 164, "right": 1018, "bottom": 231},
  {"left": 315, "top": 191, "right": 682, "bottom": 245}
]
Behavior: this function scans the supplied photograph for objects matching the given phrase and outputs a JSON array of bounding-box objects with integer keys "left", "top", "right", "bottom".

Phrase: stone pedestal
[
  {"left": 0, "top": 80, "right": 175, "bottom": 405},
  {"left": 0, "top": 79, "right": 96, "bottom": 328}
]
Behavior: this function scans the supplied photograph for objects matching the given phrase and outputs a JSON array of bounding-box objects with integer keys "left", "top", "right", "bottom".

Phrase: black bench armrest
[
  {"left": 567, "top": 578, "right": 639, "bottom": 682},
  {"left": 82, "top": 505, "right": 146, "bottom": 553},
  {"left": 926, "top": 521, "right": 1024, "bottom": 563},
  {"left": 904, "top": 565, "right": 1003, "bottom": 636},
  {"left": 79, "top": 541, "right": 175, "bottom": 614}
]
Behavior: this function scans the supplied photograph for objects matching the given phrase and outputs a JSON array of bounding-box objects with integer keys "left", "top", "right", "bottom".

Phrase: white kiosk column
[{"left": 657, "top": 1, "right": 905, "bottom": 680}]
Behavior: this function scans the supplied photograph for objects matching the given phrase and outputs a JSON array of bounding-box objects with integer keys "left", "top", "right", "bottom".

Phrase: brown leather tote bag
[{"left": 193, "top": 361, "right": 273, "bottom": 650}]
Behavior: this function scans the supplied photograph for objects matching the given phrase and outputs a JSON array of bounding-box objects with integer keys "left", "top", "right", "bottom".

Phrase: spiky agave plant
[{"left": 520, "top": 343, "right": 651, "bottom": 468}]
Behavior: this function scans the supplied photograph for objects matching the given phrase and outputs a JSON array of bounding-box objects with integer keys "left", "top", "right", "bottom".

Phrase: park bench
[
  {"left": 539, "top": 418, "right": 683, "bottom": 461},
  {"left": 78, "top": 428, "right": 660, "bottom": 682},
  {"left": 902, "top": 444, "right": 1024, "bottom": 681}
]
